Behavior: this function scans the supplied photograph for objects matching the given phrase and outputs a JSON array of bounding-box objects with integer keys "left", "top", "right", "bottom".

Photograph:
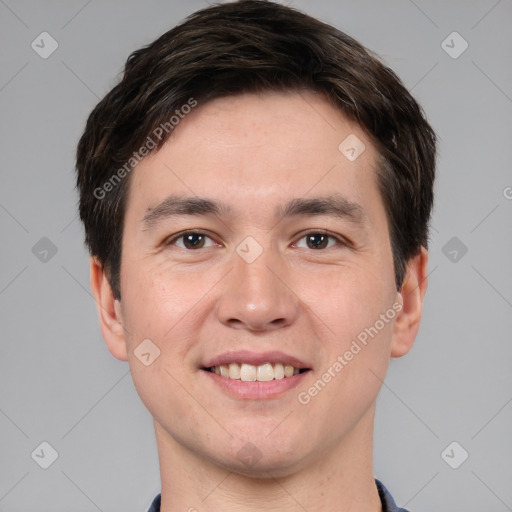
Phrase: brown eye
[
  {"left": 182, "top": 233, "right": 206, "bottom": 249},
  {"left": 306, "top": 234, "right": 329, "bottom": 249},
  {"left": 168, "top": 232, "right": 216, "bottom": 250},
  {"left": 294, "top": 232, "right": 341, "bottom": 250}
]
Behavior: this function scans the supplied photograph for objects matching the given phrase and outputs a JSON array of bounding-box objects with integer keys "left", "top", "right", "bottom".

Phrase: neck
[{"left": 155, "top": 406, "right": 382, "bottom": 512}]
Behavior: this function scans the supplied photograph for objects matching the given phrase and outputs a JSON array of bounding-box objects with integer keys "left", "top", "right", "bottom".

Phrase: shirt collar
[
  {"left": 147, "top": 479, "right": 409, "bottom": 512},
  {"left": 376, "top": 479, "right": 410, "bottom": 512}
]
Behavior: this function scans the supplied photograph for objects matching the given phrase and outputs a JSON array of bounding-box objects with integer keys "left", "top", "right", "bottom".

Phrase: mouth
[
  {"left": 202, "top": 362, "right": 311, "bottom": 382},
  {"left": 200, "top": 350, "right": 312, "bottom": 399}
]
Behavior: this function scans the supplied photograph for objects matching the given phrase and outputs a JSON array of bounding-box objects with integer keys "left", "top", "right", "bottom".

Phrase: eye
[
  {"left": 166, "top": 231, "right": 217, "bottom": 250},
  {"left": 294, "top": 232, "right": 342, "bottom": 250}
]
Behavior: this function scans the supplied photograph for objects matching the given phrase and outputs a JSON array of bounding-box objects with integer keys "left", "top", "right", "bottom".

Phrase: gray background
[{"left": 1, "top": 0, "right": 511, "bottom": 511}]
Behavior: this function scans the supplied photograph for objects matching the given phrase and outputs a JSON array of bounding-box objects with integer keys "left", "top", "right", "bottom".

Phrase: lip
[
  {"left": 201, "top": 367, "right": 311, "bottom": 400},
  {"left": 201, "top": 350, "right": 310, "bottom": 369}
]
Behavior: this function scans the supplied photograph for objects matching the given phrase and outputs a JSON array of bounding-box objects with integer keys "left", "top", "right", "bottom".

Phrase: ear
[
  {"left": 89, "top": 257, "right": 128, "bottom": 361},
  {"left": 391, "top": 247, "right": 429, "bottom": 358}
]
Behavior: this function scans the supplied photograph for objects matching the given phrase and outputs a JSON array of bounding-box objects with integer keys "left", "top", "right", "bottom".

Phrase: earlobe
[
  {"left": 89, "top": 257, "right": 129, "bottom": 361},
  {"left": 390, "top": 247, "right": 429, "bottom": 358}
]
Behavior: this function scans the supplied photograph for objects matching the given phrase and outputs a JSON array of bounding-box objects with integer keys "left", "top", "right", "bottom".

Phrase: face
[{"left": 94, "top": 91, "right": 425, "bottom": 477}]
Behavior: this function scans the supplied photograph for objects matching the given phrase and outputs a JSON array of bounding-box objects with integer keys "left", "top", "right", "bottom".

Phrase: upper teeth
[{"left": 210, "top": 363, "right": 301, "bottom": 381}]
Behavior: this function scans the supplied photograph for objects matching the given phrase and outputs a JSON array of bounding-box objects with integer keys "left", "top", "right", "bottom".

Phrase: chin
[
  {"left": 220, "top": 452, "right": 306, "bottom": 480},
  {"left": 210, "top": 435, "right": 310, "bottom": 478}
]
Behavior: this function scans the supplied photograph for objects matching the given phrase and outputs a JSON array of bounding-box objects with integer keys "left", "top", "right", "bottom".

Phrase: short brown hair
[{"left": 76, "top": 0, "right": 436, "bottom": 299}]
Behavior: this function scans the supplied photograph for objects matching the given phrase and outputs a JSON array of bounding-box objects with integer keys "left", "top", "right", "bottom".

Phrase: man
[{"left": 76, "top": 1, "right": 436, "bottom": 510}]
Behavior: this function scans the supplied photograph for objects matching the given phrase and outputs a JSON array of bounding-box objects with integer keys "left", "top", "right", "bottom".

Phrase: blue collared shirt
[{"left": 147, "top": 479, "right": 409, "bottom": 511}]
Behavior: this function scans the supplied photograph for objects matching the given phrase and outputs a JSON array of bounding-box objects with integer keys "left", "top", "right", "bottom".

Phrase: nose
[{"left": 216, "top": 246, "right": 299, "bottom": 332}]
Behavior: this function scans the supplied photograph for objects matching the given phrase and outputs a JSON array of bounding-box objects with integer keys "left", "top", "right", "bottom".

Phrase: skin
[{"left": 90, "top": 90, "right": 428, "bottom": 512}]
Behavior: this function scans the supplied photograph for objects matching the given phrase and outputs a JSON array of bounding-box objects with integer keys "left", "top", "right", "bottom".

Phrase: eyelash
[{"left": 163, "top": 229, "right": 349, "bottom": 250}]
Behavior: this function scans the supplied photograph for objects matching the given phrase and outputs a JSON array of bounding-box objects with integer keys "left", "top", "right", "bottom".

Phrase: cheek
[
  {"left": 120, "top": 257, "right": 217, "bottom": 340},
  {"left": 306, "top": 262, "right": 395, "bottom": 339},
  {"left": 298, "top": 290, "right": 395, "bottom": 436},
  {"left": 119, "top": 259, "right": 220, "bottom": 400},
  {"left": 300, "top": 262, "right": 395, "bottom": 400},
  {"left": 118, "top": 261, "right": 208, "bottom": 427}
]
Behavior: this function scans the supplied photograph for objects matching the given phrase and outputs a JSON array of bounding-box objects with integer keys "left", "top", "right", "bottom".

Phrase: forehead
[{"left": 126, "top": 90, "right": 381, "bottom": 217}]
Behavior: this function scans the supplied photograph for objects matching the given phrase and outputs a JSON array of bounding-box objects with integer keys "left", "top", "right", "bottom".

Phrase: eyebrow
[
  {"left": 141, "top": 194, "right": 366, "bottom": 230},
  {"left": 278, "top": 195, "right": 366, "bottom": 224},
  {"left": 141, "top": 196, "right": 230, "bottom": 229}
]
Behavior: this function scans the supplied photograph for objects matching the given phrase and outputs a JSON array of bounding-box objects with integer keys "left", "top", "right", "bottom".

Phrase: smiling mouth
[{"left": 203, "top": 362, "right": 311, "bottom": 382}]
